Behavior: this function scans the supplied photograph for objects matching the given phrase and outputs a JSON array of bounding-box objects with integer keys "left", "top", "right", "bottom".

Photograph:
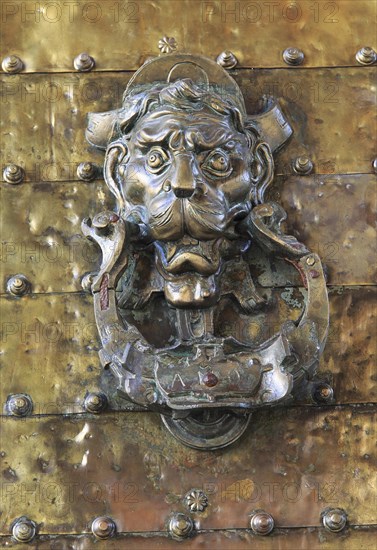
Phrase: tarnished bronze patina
[{"left": 81, "top": 54, "right": 329, "bottom": 448}]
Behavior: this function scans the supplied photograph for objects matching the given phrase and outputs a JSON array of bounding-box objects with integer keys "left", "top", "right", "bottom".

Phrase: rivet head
[
  {"left": 372, "top": 158, "right": 377, "bottom": 174},
  {"left": 306, "top": 255, "right": 316, "bottom": 266},
  {"left": 74, "top": 52, "right": 95, "bottom": 72},
  {"left": 283, "top": 47, "right": 304, "bottom": 66},
  {"left": 84, "top": 392, "right": 108, "bottom": 413},
  {"left": 91, "top": 516, "right": 116, "bottom": 539},
  {"left": 216, "top": 50, "right": 238, "bottom": 70},
  {"left": 6, "top": 394, "right": 33, "bottom": 417},
  {"left": 313, "top": 383, "right": 334, "bottom": 404},
  {"left": 322, "top": 508, "right": 347, "bottom": 532},
  {"left": 158, "top": 36, "right": 177, "bottom": 54},
  {"left": 2, "top": 55, "right": 24, "bottom": 73},
  {"left": 293, "top": 156, "right": 313, "bottom": 175},
  {"left": 168, "top": 513, "right": 194, "bottom": 539},
  {"left": 12, "top": 517, "right": 37, "bottom": 542},
  {"left": 250, "top": 510, "right": 274, "bottom": 535},
  {"left": 184, "top": 489, "right": 208, "bottom": 512},
  {"left": 77, "top": 162, "right": 97, "bottom": 181},
  {"left": 3, "top": 164, "right": 24, "bottom": 184},
  {"left": 7, "top": 274, "right": 30, "bottom": 296},
  {"left": 356, "top": 47, "right": 377, "bottom": 65}
]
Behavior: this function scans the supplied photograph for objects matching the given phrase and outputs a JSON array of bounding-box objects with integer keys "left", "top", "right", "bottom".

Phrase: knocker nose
[{"left": 172, "top": 185, "right": 195, "bottom": 199}]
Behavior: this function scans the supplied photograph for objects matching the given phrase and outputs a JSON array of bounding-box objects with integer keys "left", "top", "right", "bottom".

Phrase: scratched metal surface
[
  {"left": 1, "top": 68, "right": 376, "bottom": 180},
  {"left": 1, "top": 1, "right": 376, "bottom": 72}
]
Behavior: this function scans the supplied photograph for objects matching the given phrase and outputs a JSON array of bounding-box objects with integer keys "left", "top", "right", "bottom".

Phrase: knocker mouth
[{"left": 154, "top": 237, "right": 223, "bottom": 276}]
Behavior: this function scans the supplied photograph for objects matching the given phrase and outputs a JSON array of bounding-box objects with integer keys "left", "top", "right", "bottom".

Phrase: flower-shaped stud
[
  {"left": 158, "top": 36, "right": 177, "bottom": 54},
  {"left": 184, "top": 489, "right": 208, "bottom": 512}
]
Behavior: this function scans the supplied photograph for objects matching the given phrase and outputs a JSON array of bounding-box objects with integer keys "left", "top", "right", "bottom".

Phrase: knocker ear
[
  {"left": 104, "top": 141, "right": 129, "bottom": 211},
  {"left": 249, "top": 141, "right": 274, "bottom": 205}
]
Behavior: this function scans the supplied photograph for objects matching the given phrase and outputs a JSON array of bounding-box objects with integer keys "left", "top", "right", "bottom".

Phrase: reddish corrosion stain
[{"left": 100, "top": 274, "right": 109, "bottom": 310}]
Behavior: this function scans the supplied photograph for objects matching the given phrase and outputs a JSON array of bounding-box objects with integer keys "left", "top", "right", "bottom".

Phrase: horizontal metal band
[
  {"left": 0, "top": 406, "right": 375, "bottom": 534},
  {"left": 0, "top": 175, "right": 375, "bottom": 293},
  {"left": 1, "top": 1, "right": 375, "bottom": 71},
  {"left": 1, "top": 68, "right": 376, "bottom": 180},
  {"left": 0, "top": 287, "right": 375, "bottom": 413}
]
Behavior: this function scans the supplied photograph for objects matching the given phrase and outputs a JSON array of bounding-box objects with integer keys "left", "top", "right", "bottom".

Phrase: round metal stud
[
  {"left": 250, "top": 510, "right": 274, "bottom": 536},
  {"left": 312, "top": 383, "right": 334, "bottom": 404},
  {"left": 84, "top": 392, "right": 108, "bottom": 413},
  {"left": 77, "top": 162, "right": 98, "bottom": 181},
  {"left": 293, "top": 156, "right": 314, "bottom": 175},
  {"left": 91, "top": 516, "right": 116, "bottom": 539},
  {"left": 356, "top": 47, "right": 377, "bottom": 66},
  {"left": 6, "top": 394, "right": 33, "bottom": 417},
  {"left": 11, "top": 517, "right": 37, "bottom": 542},
  {"left": 372, "top": 158, "right": 377, "bottom": 174},
  {"left": 74, "top": 52, "right": 95, "bottom": 72},
  {"left": 168, "top": 513, "right": 194, "bottom": 539},
  {"left": 184, "top": 489, "right": 208, "bottom": 512},
  {"left": 216, "top": 50, "right": 238, "bottom": 70},
  {"left": 7, "top": 274, "right": 30, "bottom": 296},
  {"left": 306, "top": 255, "right": 316, "bottom": 266},
  {"left": 2, "top": 55, "right": 24, "bottom": 74},
  {"left": 283, "top": 47, "right": 304, "bottom": 66},
  {"left": 322, "top": 508, "right": 347, "bottom": 532},
  {"left": 3, "top": 164, "right": 24, "bottom": 184},
  {"left": 158, "top": 36, "right": 177, "bottom": 54}
]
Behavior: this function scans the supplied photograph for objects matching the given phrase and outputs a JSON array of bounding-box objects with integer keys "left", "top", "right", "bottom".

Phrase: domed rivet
[
  {"left": 313, "top": 383, "right": 334, "bottom": 404},
  {"left": 11, "top": 517, "right": 37, "bottom": 542},
  {"left": 3, "top": 164, "right": 24, "bottom": 184},
  {"left": 7, "top": 274, "right": 31, "bottom": 296},
  {"left": 2, "top": 55, "right": 24, "bottom": 74},
  {"left": 293, "top": 156, "right": 313, "bottom": 175},
  {"left": 168, "top": 513, "right": 194, "bottom": 539},
  {"left": 216, "top": 50, "right": 238, "bottom": 70},
  {"left": 158, "top": 37, "right": 177, "bottom": 54},
  {"left": 306, "top": 255, "right": 316, "bottom": 266},
  {"left": 283, "top": 47, "right": 304, "bottom": 66},
  {"left": 250, "top": 510, "right": 274, "bottom": 535},
  {"left": 202, "top": 372, "right": 218, "bottom": 387},
  {"left": 74, "top": 52, "right": 95, "bottom": 72},
  {"left": 372, "top": 158, "right": 377, "bottom": 174},
  {"left": 184, "top": 489, "right": 208, "bottom": 512},
  {"left": 356, "top": 47, "right": 377, "bottom": 65},
  {"left": 322, "top": 508, "right": 347, "bottom": 532},
  {"left": 77, "top": 162, "right": 97, "bottom": 181},
  {"left": 91, "top": 516, "right": 116, "bottom": 539},
  {"left": 6, "top": 394, "right": 33, "bottom": 417},
  {"left": 84, "top": 392, "right": 108, "bottom": 414}
]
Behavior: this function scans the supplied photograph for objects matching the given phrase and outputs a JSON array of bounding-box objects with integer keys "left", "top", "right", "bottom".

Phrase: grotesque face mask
[{"left": 83, "top": 55, "right": 329, "bottom": 449}]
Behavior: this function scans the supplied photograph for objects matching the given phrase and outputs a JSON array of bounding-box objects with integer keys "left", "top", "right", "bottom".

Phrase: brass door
[{"left": 1, "top": 1, "right": 376, "bottom": 548}]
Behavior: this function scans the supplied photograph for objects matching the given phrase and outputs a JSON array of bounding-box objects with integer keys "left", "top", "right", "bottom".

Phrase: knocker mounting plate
[{"left": 82, "top": 54, "right": 329, "bottom": 450}]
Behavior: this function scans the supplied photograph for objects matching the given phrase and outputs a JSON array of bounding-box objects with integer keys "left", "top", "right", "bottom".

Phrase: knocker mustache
[{"left": 147, "top": 187, "right": 250, "bottom": 242}]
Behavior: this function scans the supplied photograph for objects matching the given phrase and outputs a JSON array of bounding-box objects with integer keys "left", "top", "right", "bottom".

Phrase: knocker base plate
[{"left": 161, "top": 410, "right": 252, "bottom": 450}]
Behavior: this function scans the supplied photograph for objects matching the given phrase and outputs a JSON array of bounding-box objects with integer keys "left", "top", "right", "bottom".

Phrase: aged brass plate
[
  {"left": 1, "top": 1, "right": 376, "bottom": 72},
  {"left": 1, "top": 68, "right": 376, "bottom": 180},
  {"left": 1, "top": 527, "right": 377, "bottom": 549},
  {"left": 0, "top": 407, "right": 375, "bottom": 534},
  {"left": 1, "top": 288, "right": 375, "bottom": 414},
  {"left": 1, "top": 175, "right": 375, "bottom": 293}
]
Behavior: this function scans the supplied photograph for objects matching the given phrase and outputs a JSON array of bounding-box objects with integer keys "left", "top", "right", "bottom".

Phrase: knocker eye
[
  {"left": 202, "top": 150, "right": 232, "bottom": 178},
  {"left": 146, "top": 147, "right": 170, "bottom": 174}
]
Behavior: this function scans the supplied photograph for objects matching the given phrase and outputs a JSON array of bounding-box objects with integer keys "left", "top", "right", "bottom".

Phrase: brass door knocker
[{"left": 82, "top": 54, "right": 329, "bottom": 449}]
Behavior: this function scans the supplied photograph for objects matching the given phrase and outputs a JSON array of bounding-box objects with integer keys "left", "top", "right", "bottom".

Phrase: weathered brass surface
[
  {"left": 1, "top": 528, "right": 377, "bottom": 549},
  {"left": 0, "top": 407, "right": 375, "bottom": 534},
  {"left": 1, "top": 68, "right": 376, "bottom": 180},
  {"left": 1, "top": 288, "right": 375, "bottom": 414},
  {"left": 1, "top": 1, "right": 376, "bottom": 71},
  {"left": 1, "top": 175, "right": 375, "bottom": 294}
]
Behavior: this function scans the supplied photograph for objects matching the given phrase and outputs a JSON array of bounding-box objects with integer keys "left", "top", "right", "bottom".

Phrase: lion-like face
[{"left": 103, "top": 82, "right": 273, "bottom": 307}]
